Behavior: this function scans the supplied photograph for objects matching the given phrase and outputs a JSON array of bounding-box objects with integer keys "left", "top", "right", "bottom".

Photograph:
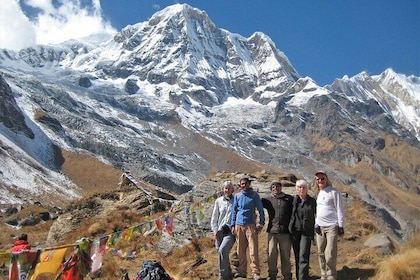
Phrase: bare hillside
[{"left": 0, "top": 153, "right": 388, "bottom": 280}]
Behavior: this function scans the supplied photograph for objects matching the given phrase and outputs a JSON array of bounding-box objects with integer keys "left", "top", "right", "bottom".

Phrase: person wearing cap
[
  {"left": 313, "top": 171, "right": 345, "bottom": 280},
  {"left": 211, "top": 180, "right": 236, "bottom": 280},
  {"left": 11, "top": 233, "right": 31, "bottom": 252},
  {"left": 230, "top": 176, "right": 265, "bottom": 280},
  {"left": 289, "top": 180, "right": 316, "bottom": 280},
  {"left": 262, "top": 180, "right": 294, "bottom": 280}
]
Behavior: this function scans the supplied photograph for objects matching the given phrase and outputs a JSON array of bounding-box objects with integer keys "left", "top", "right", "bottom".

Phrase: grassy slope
[{"left": 1, "top": 146, "right": 419, "bottom": 279}]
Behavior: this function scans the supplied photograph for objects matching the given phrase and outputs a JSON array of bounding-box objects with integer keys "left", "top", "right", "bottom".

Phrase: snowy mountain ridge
[{"left": 0, "top": 3, "right": 419, "bottom": 239}]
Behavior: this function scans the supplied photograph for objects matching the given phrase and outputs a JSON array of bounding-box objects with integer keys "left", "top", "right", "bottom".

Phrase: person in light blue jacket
[{"left": 230, "top": 176, "right": 265, "bottom": 280}]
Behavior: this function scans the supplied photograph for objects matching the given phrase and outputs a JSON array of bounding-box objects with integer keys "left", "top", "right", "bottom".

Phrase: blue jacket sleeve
[
  {"left": 231, "top": 195, "right": 238, "bottom": 226},
  {"left": 255, "top": 194, "right": 265, "bottom": 226}
]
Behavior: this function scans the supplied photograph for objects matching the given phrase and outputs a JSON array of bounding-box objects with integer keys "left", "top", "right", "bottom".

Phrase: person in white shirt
[
  {"left": 211, "top": 180, "right": 236, "bottom": 280},
  {"left": 314, "top": 171, "right": 345, "bottom": 280}
]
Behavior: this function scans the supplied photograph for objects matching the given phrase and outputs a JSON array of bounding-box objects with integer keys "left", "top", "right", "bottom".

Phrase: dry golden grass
[
  {"left": 383, "top": 134, "right": 420, "bottom": 174},
  {"left": 372, "top": 249, "right": 420, "bottom": 280},
  {"left": 348, "top": 198, "right": 379, "bottom": 238},
  {"left": 354, "top": 248, "right": 379, "bottom": 265},
  {"left": 402, "top": 232, "right": 420, "bottom": 251},
  {"left": 33, "top": 108, "right": 48, "bottom": 121},
  {"left": 372, "top": 232, "right": 420, "bottom": 280},
  {"left": 60, "top": 149, "right": 122, "bottom": 195}
]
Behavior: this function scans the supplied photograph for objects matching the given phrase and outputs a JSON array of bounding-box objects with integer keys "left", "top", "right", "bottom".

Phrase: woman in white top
[{"left": 211, "top": 181, "right": 236, "bottom": 280}]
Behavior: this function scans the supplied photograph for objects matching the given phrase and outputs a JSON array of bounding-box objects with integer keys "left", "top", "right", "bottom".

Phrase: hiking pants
[
  {"left": 216, "top": 233, "right": 236, "bottom": 279},
  {"left": 235, "top": 224, "right": 260, "bottom": 276},
  {"left": 316, "top": 226, "right": 338, "bottom": 280},
  {"left": 291, "top": 231, "right": 312, "bottom": 280},
  {"left": 267, "top": 232, "right": 292, "bottom": 280}
]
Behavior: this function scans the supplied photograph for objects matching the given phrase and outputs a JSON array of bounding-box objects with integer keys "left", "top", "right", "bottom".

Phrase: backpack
[{"left": 133, "top": 260, "right": 172, "bottom": 280}]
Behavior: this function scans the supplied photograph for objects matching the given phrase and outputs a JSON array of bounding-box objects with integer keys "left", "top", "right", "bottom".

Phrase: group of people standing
[{"left": 210, "top": 170, "right": 345, "bottom": 280}]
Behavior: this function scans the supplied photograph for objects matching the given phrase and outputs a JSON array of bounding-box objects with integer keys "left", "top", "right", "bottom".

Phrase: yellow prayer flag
[{"left": 30, "top": 247, "right": 69, "bottom": 280}]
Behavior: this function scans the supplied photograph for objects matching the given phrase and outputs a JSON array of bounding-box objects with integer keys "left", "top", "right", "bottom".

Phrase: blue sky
[{"left": 1, "top": 0, "right": 419, "bottom": 86}]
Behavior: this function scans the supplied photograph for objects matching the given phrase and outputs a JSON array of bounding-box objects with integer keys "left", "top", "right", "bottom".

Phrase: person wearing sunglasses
[{"left": 313, "top": 171, "right": 345, "bottom": 280}]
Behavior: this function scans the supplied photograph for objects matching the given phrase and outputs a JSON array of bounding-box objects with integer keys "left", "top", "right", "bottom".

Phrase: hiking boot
[{"left": 233, "top": 272, "right": 246, "bottom": 278}]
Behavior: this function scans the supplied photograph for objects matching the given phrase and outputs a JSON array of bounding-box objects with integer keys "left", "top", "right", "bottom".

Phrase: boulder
[
  {"left": 5, "top": 217, "right": 19, "bottom": 226},
  {"left": 78, "top": 77, "right": 92, "bottom": 88},
  {"left": 125, "top": 79, "right": 139, "bottom": 94},
  {"left": 39, "top": 211, "right": 51, "bottom": 221},
  {"left": 5, "top": 207, "right": 18, "bottom": 216},
  {"left": 19, "top": 216, "right": 41, "bottom": 226},
  {"left": 364, "top": 233, "right": 393, "bottom": 255}
]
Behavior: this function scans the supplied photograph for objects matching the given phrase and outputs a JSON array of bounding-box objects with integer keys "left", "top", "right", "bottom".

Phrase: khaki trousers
[
  {"left": 267, "top": 233, "right": 292, "bottom": 280},
  {"left": 316, "top": 226, "right": 338, "bottom": 280},
  {"left": 235, "top": 224, "right": 260, "bottom": 276}
]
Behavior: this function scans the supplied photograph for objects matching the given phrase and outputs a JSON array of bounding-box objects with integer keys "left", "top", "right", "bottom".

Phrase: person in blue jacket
[{"left": 230, "top": 176, "right": 265, "bottom": 280}]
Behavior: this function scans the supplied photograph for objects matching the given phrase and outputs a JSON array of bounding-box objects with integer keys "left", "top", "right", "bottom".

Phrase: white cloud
[
  {"left": 0, "top": 0, "right": 37, "bottom": 50},
  {"left": 0, "top": 0, "right": 117, "bottom": 51}
]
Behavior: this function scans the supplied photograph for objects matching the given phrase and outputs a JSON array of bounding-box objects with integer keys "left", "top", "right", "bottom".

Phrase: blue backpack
[{"left": 133, "top": 260, "right": 172, "bottom": 280}]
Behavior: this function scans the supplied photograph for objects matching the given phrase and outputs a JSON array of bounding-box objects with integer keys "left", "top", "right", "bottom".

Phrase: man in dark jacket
[{"left": 262, "top": 181, "right": 293, "bottom": 280}]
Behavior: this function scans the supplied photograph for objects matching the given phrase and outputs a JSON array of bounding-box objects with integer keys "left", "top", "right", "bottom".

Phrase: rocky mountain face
[{"left": 0, "top": 4, "right": 419, "bottom": 240}]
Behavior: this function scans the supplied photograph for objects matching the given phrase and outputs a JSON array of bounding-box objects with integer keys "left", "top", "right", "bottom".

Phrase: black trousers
[{"left": 291, "top": 231, "right": 312, "bottom": 280}]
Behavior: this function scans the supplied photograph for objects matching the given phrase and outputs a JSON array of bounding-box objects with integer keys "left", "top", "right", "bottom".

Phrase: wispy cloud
[{"left": 0, "top": 0, "right": 116, "bottom": 51}]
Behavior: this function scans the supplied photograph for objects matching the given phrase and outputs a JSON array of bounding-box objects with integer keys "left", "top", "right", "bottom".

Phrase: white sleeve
[
  {"left": 210, "top": 199, "right": 220, "bottom": 232},
  {"left": 334, "top": 190, "right": 345, "bottom": 227}
]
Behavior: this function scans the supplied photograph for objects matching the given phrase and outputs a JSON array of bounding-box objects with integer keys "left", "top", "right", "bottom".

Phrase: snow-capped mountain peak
[
  {"left": 375, "top": 68, "right": 420, "bottom": 101},
  {"left": 0, "top": 4, "right": 419, "bottom": 239}
]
